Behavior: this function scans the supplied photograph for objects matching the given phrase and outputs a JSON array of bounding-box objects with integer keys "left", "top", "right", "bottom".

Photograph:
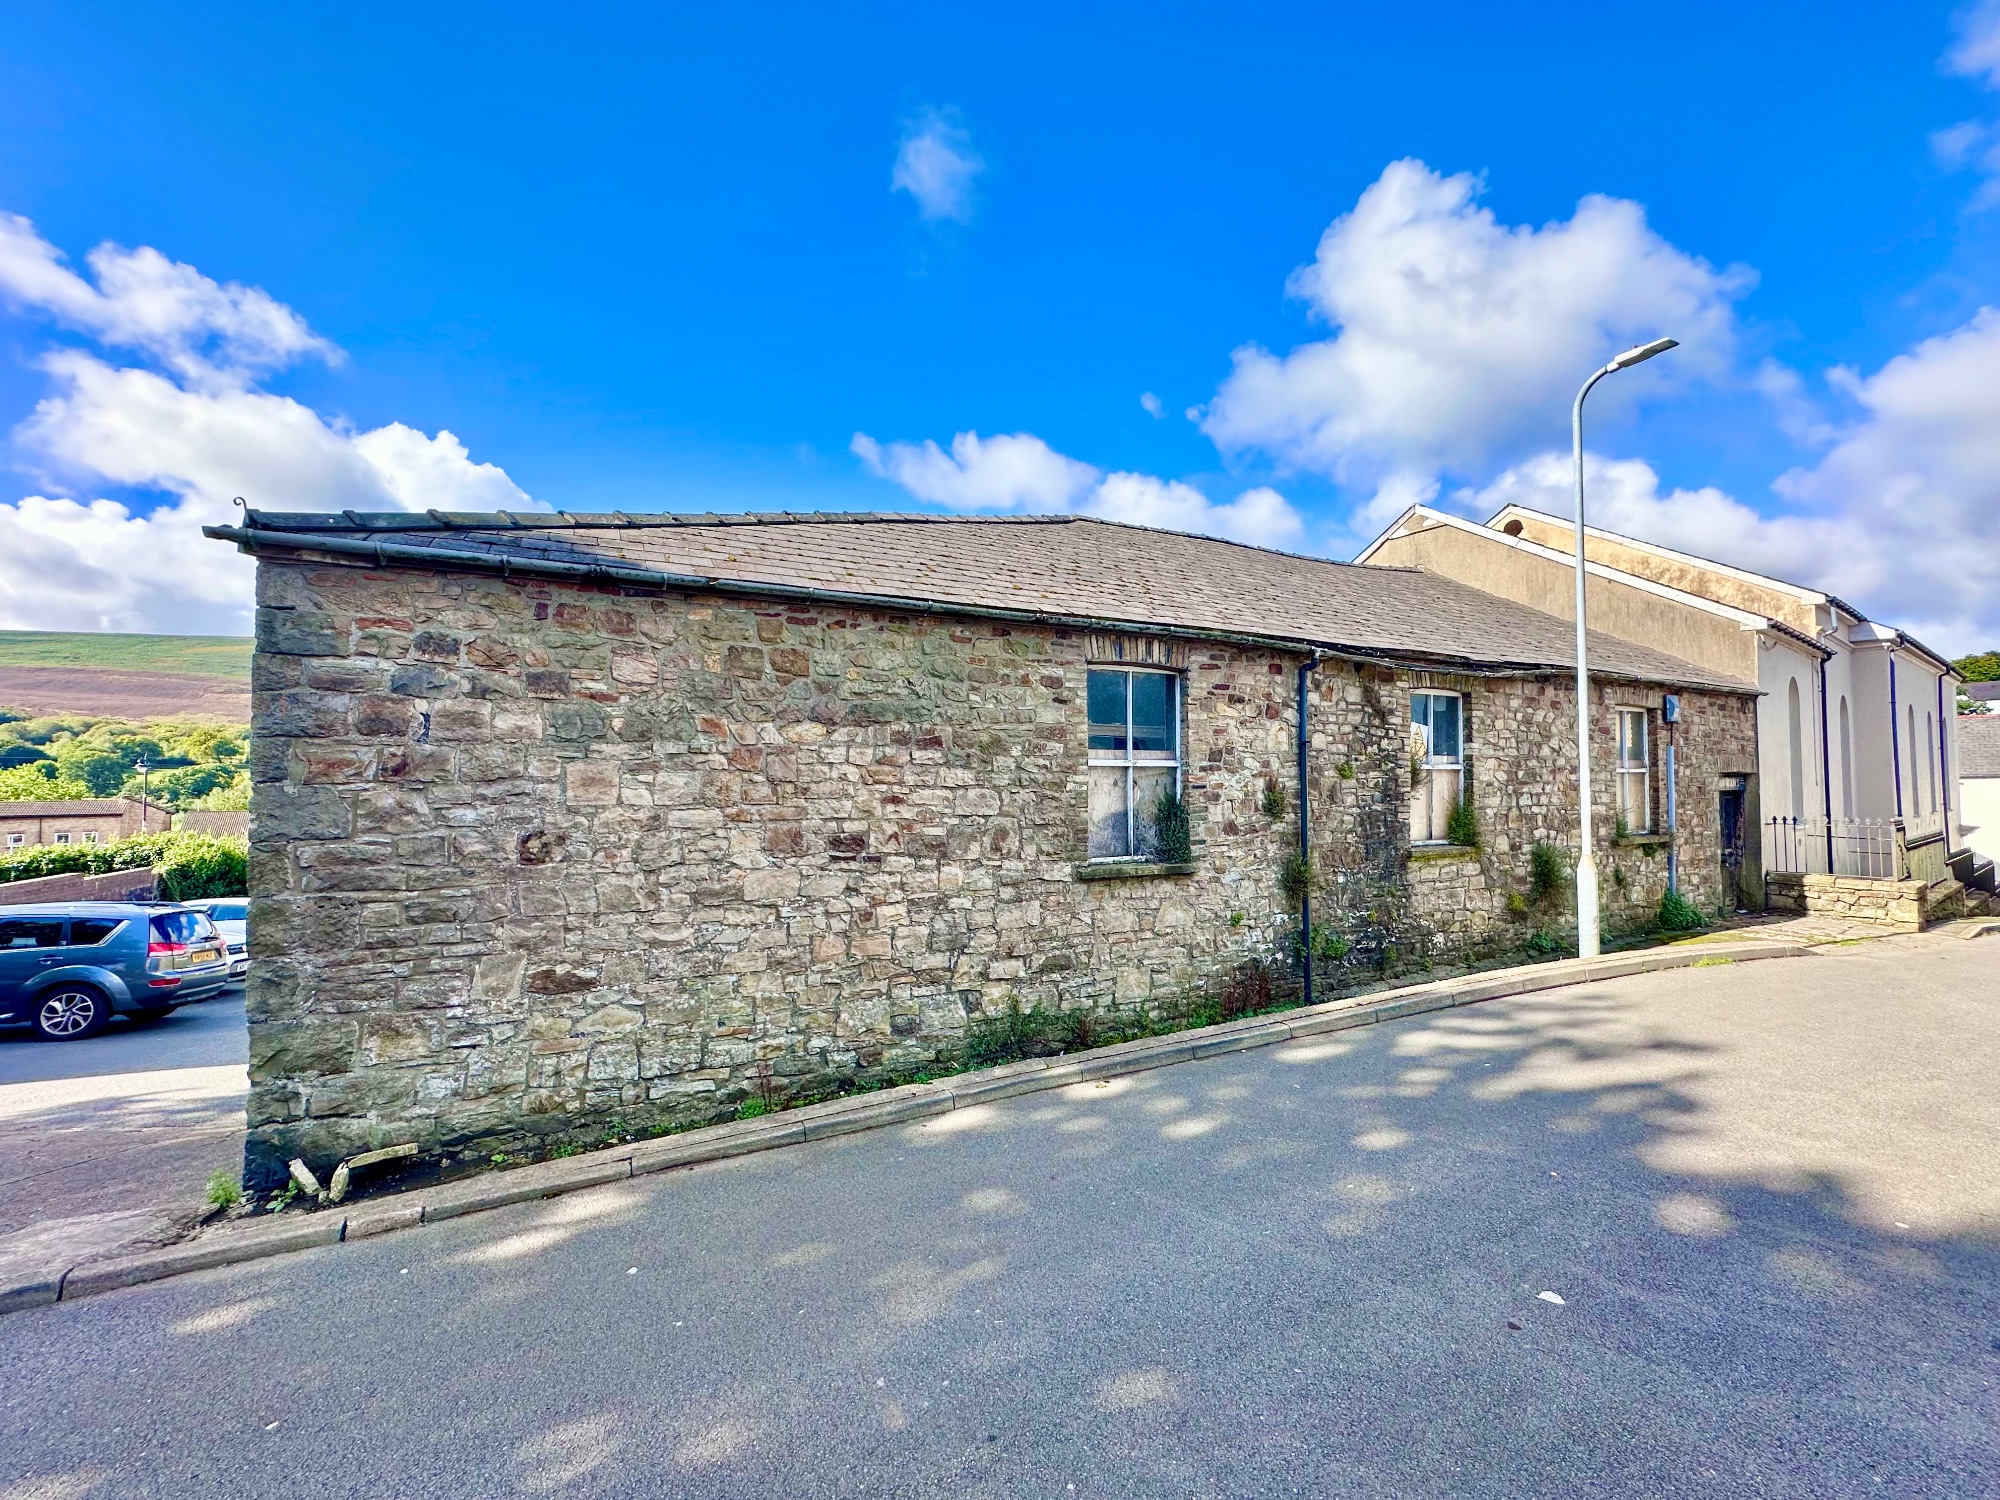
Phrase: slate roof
[
  {"left": 0, "top": 800, "right": 131, "bottom": 819},
  {"left": 210, "top": 510, "right": 1757, "bottom": 693},
  {"left": 1960, "top": 715, "right": 2000, "bottom": 779}
]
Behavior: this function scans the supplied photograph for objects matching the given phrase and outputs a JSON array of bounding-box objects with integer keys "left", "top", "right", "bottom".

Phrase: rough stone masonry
[{"left": 243, "top": 556, "right": 1755, "bottom": 1184}]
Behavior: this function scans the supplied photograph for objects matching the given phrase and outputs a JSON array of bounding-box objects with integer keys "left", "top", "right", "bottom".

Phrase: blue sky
[{"left": 2, "top": 3, "right": 1998, "bottom": 646}]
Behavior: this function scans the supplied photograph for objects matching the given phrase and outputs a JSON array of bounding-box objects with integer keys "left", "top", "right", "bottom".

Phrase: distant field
[{"left": 0, "top": 630, "right": 251, "bottom": 678}]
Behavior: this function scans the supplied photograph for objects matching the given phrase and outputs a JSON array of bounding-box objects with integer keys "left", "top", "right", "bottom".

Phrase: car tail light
[
  {"left": 148, "top": 940, "right": 188, "bottom": 956},
  {"left": 147, "top": 938, "right": 188, "bottom": 974}
]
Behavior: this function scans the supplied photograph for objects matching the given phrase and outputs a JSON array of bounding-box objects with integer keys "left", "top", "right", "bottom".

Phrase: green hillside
[{"left": 0, "top": 630, "right": 252, "bottom": 678}]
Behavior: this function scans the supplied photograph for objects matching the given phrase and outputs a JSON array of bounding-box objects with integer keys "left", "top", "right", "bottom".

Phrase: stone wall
[
  {"left": 1764, "top": 872, "right": 1965, "bottom": 931},
  {"left": 243, "top": 555, "right": 1756, "bottom": 1183},
  {"left": 1375, "top": 673, "right": 1753, "bottom": 957}
]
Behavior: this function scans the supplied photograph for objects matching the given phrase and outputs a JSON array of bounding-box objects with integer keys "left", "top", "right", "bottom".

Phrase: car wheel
[
  {"left": 34, "top": 986, "right": 110, "bottom": 1041},
  {"left": 126, "top": 1004, "right": 174, "bottom": 1026}
]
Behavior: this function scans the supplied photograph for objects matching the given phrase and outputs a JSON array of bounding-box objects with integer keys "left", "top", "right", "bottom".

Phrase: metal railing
[{"left": 1764, "top": 816, "right": 1901, "bottom": 879}]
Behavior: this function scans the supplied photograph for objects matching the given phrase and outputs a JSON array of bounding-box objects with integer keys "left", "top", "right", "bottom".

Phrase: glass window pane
[
  {"left": 1131, "top": 768, "right": 1175, "bottom": 858},
  {"left": 1130, "top": 673, "right": 1175, "bottom": 759},
  {"left": 68, "top": 918, "right": 123, "bottom": 946},
  {"left": 1429, "top": 695, "right": 1461, "bottom": 763},
  {"left": 0, "top": 918, "right": 67, "bottom": 948},
  {"left": 1087, "top": 670, "right": 1128, "bottom": 755},
  {"left": 1088, "top": 765, "right": 1130, "bottom": 857}
]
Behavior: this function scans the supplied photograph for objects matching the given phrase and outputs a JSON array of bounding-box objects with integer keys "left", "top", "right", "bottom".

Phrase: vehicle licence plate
[{"left": 192, "top": 948, "right": 220, "bottom": 965}]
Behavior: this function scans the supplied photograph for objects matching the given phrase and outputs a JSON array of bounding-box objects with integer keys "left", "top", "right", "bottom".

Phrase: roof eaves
[{"left": 208, "top": 521, "right": 1756, "bottom": 696}]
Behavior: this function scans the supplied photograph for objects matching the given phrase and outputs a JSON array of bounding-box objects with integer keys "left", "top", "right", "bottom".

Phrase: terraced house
[{"left": 210, "top": 509, "right": 1758, "bottom": 1183}]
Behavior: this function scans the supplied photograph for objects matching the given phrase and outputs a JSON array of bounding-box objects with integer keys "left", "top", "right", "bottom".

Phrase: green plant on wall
[
  {"left": 1613, "top": 812, "right": 1631, "bottom": 841},
  {"left": 1657, "top": 887, "right": 1707, "bottom": 932},
  {"left": 1310, "top": 925, "right": 1349, "bottom": 962},
  {"left": 1259, "top": 780, "right": 1288, "bottom": 819},
  {"left": 1151, "top": 787, "right": 1193, "bottom": 864},
  {"left": 1279, "top": 850, "right": 1315, "bottom": 909},
  {"left": 1336, "top": 760, "right": 1355, "bottom": 780},
  {"left": 1528, "top": 841, "right": 1568, "bottom": 907},
  {"left": 1444, "top": 798, "right": 1479, "bottom": 848}
]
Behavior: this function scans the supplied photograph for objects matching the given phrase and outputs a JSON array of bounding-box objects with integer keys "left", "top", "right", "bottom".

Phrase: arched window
[
  {"left": 1838, "top": 697, "right": 1853, "bottom": 818},
  {"left": 1926, "top": 712, "right": 1938, "bottom": 815},
  {"left": 1787, "top": 679, "right": 1805, "bottom": 819}
]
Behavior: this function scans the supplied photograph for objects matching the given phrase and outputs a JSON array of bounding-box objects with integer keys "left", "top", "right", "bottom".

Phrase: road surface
[
  {"left": 2, "top": 938, "right": 1995, "bottom": 1498},
  {"left": 0, "top": 990, "right": 246, "bottom": 1289}
]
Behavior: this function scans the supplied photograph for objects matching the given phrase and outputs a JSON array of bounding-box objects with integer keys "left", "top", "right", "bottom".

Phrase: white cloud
[
  {"left": 1948, "top": 1, "right": 2000, "bottom": 88},
  {"left": 851, "top": 428, "right": 1303, "bottom": 549},
  {"left": 0, "top": 213, "right": 535, "bottom": 634},
  {"left": 850, "top": 430, "right": 1094, "bottom": 511},
  {"left": 0, "top": 214, "right": 336, "bottom": 388},
  {"left": 1139, "top": 391, "right": 1164, "bottom": 418},
  {"left": 1939, "top": 3, "right": 2000, "bottom": 203},
  {"left": 1202, "top": 159, "right": 1751, "bottom": 487},
  {"left": 891, "top": 109, "right": 983, "bottom": 224},
  {"left": 1451, "top": 307, "right": 2000, "bottom": 651}
]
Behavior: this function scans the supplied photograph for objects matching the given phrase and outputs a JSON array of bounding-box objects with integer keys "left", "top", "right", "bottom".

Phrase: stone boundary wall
[
  {"left": 243, "top": 554, "right": 1756, "bottom": 1184},
  {"left": 1764, "top": 871, "right": 1966, "bottom": 930},
  {"left": 0, "top": 866, "right": 160, "bottom": 905}
]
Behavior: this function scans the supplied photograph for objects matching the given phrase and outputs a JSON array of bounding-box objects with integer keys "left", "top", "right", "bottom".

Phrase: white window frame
[
  {"left": 53, "top": 832, "right": 72, "bottom": 846},
  {"left": 4, "top": 833, "right": 22, "bottom": 849},
  {"left": 1616, "top": 708, "right": 1651, "bottom": 834},
  {"left": 1086, "top": 666, "right": 1182, "bottom": 861},
  {"left": 82, "top": 831, "right": 100, "bottom": 845},
  {"left": 1409, "top": 690, "right": 1465, "bottom": 845}
]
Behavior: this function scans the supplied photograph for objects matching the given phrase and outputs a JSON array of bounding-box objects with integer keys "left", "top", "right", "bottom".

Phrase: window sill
[
  {"left": 1614, "top": 834, "right": 1671, "bottom": 850},
  {"left": 1408, "top": 843, "right": 1479, "bottom": 862},
  {"left": 1074, "top": 860, "right": 1198, "bottom": 881}
]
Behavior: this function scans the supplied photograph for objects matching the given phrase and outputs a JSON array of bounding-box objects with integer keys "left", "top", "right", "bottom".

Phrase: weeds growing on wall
[
  {"left": 1528, "top": 842, "right": 1569, "bottom": 906},
  {"left": 1656, "top": 887, "right": 1708, "bottom": 932},
  {"left": 1260, "top": 780, "right": 1288, "bottom": 818},
  {"left": 1151, "top": 787, "right": 1193, "bottom": 864},
  {"left": 1445, "top": 798, "right": 1480, "bottom": 849},
  {"left": 963, "top": 958, "right": 1295, "bottom": 1071},
  {"left": 1279, "top": 850, "right": 1315, "bottom": 909}
]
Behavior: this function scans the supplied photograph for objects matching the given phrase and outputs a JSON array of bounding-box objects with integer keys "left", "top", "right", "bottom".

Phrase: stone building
[
  {"left": 1358, "top": 502, "right": 1965, "bottom": 901},
  {"left": 209, "top": 510, "right": 1758, "bottom": 1183}
]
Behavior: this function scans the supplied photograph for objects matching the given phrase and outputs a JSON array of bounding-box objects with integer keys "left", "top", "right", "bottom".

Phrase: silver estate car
[{"left": 0, "top": 902, "right": 232, "bottom": 1040}]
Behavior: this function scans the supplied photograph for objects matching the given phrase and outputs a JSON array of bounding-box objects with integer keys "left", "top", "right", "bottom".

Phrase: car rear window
[
  {"left": 0, "top": 917, "right": 67, "bottom": 949},
  {"left": 68, "top": 918, "right": 125, "bottom": 946},
  {"left": 150, "top": 911, "right": 217, "bottom": 944}
]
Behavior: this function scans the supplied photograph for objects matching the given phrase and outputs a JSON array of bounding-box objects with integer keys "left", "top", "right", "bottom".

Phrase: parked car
[
  {"left": 186, "top": 898, "right": 249, "bottom": 980},
  {"left": 0, "top": 902, "right": 232, "bottom": 1040}
]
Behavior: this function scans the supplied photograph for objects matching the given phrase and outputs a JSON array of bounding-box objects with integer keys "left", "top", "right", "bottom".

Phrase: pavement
[
  {"left": 2, "top": 933, "right": 1995, "bottom": 1498},
  {"left": 0, "top": 989, "right": 247, "bottom": 1294}
]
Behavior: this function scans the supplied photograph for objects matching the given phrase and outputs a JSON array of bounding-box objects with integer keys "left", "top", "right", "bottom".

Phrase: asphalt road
[
  {"left": 3, "top": 938, "right": 1996, "bottom": 1498},
  {"left": 0, "top": 988, "right": 247, "bottom": 1283},
  {"left": 0, "top": 986, "right": 248, "bottom": 1087}
]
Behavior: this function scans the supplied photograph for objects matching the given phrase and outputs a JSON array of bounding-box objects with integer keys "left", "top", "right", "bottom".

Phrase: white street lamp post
[{"left": 1571, "top": 336, "right": 1677, "bottom": 957}]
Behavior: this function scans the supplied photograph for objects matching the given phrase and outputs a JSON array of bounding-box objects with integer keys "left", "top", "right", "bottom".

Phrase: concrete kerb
[{"left": 4, "top": 937, "right": 1810, "bottom": 1316}]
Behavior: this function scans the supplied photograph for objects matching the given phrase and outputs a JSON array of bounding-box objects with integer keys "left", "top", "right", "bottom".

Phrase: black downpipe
[
  {"left": 1819, "top": 658, "right": 1834, "bottom": 871},
  {"left": 1297, "top": 654, "right": 1322, "bottom": 1007}
]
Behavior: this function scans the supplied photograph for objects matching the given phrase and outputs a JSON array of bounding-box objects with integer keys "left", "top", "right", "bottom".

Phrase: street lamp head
[{"left": 1609, "top": 337, "right": 1679, "bottom": 370}]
